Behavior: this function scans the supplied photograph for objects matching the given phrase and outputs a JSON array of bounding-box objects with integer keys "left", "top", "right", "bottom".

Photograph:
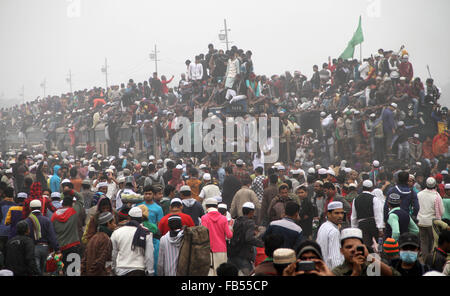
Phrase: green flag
[{"left": 339, "top": 16, "right": 364, "bottom": 60}]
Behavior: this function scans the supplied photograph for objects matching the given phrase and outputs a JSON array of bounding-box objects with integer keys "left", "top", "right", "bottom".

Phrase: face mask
[{"left": 400, "top": 251, "right": 418, "bottom": 264}]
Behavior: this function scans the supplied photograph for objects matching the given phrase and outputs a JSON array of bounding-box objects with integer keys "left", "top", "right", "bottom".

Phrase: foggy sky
[{"left": 1, "top": 0, "right": 449, "bottom": 106}]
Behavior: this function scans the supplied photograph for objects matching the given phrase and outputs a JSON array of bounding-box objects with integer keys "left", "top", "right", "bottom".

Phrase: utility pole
[
  {"left": 101, "top": 58, "right": 109, "bottom": 90},
  {"left": 150, "top": 44, "right": 160, "bottom": 74},
  {"left": 66, "top": 69, "right": 73, "bottom": 93},
  {"left": 219, "top": 19, "right": 232, "bottom": 51}
]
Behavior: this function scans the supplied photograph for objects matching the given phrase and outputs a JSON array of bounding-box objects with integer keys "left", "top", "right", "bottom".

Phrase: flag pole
[{"left": 360, "top": 43, "right": 362, "bottom": 63}]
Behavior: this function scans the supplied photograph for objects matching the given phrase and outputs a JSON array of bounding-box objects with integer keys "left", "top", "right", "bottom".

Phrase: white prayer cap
[
  {"left": 344, "top": 167, "right": 352, "bottom": 173},
  {"left": 180, "top": 185, "right": 191, "bottom": 192},
  {"left": 318, "top": 168, "right": 328, "bottom": 175},
  {"left": 89, "top": 166, "right": 96, "bottom": 172},
  {"left": 327, "top": 169, "right": 336, "bottom": 176},
  {"left": 149, "top": 155, "right": 155, "bottom": 160},
  {"left": 278, "top": 165, "right": 286, "bottom": 171},
  {"left": 426, "top": 177, "right": 436, "bottom": 188},
  {"left": 414, "top": 134, "right": 419, "bottom": 138},
  {"left": 349, "top": 183, "right": 357, "bottom": 188},
  {"left": 129, "top": 207, "right": 143, "bottom": 218},
  {"left": 441, "top": 170, "right": 448, "bottom": 175},
  {"left": 61, "top": 179, "right": 71, "bottom": 184},
  {"left": 327, "top": 201, "right": 343, "bottom": 211},
  {"left": 391, "top": 103, "right": 398, "bottom": 108},
  {"left": 199, "top": 164, "right": 207, "bottom": 169},
  {"left": 397, "top": 121, "right": 404, "bottom": 127},
  {"left": 307, "top": 129, "right": 314, "bottom": 133},
  {"left": 30, "top": 200, "right": 42, "bottom": 208},
  {"left": 242, "top": 202, "right": 255, "bottom": 210},
  {"left": 236, "top": 159, "right": 244, "bottom": 165},
  {"left": 308, "top": 168, "right": 316, "bottom": 174},
  {"left": 273, "top": 248, "right": 297, "bottom": 265},
  {"left": 51, "top": 192, "right": 61, "bottom": 199},
  {"left": 176, "top": 164, "right": 183, "bottom": 170},
  {"left": 218, "top": 203, "right": 227, "bottom": 210},
  {"left": 340, "top": 228, "right": 363, "bottom": 243},
  {"left": 444, "top": 184, "right": 450, "bottom": 190},
  {"left": 203, "top": 173, "right": 211, "bottom": 181},
  {"left": 205, "top": 198, "right": 218, "bottom": 206},
  {"left": 170, "top": 198, "right": 183, "bottom": 205},
  {"left": 17, "top": 192, "right": 28, "bottom": 199},
  {"left": 362, "top": 180, "right": 373, "bottom": 188},
  {"left": 373, "top": 160, "right": 380, "bottom": 167},
  {"left": 98, "top": 182, "right": 109, "bottom": 188}
]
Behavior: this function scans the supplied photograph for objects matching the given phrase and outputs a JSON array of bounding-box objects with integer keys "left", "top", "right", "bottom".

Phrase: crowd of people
[{"left": 0, "top": 42, "right": 449, "bottom": 276}]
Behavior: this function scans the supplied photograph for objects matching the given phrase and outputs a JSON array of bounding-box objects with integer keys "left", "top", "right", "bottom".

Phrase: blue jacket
[
  {"left": 382, "top": 108, "right": 395, "bottom": 133},
  {"left": 384, "top": 185, "right": 420, "bottom": 221},
  {"left": 50, "top": 165, "right": 61, "bottom": 193},
  {"left": 26, "top": 211, "right": 60, "bottom": 252},
  {"left": 263, "top": 217, "right": 303, "bottom": 252},
  {"left": 0, "top": 199, "right": 16, "bottom": 237}
]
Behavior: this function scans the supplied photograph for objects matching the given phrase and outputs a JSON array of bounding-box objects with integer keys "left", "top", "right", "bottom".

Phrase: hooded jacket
[
  {"left": 201, "top": 209, "right": 233, "bottom": 253},
  {"left": 50, "top": 165, "right": 61, "bottom": 193},
  {"left": 181, "top": 198, "right": 204, "bottom": 226},
  {"left": 52, "top": 193, "right": 84, "bottom": 250},
  {"left": 157, "top": 229, "right": 184, "bottom": 276},
  {"left": 384, "top": 184, "right": 420, "bottom": 221}
]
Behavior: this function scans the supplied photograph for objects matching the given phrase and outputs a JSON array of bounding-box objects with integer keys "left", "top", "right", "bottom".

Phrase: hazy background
[{"left": 1, "top": 0, "right": 449, "bottom": 106}]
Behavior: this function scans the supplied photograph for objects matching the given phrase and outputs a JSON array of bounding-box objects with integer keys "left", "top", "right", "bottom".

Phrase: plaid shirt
[
  {"left": 233, "top": 167, "right": 250, "bottom": 184},
  {"left": 251, "top": 175, "right": 265, "bottom": 202}
]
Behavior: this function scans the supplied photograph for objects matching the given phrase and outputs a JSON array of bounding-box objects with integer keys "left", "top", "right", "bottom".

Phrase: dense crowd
[{"left": 0, "top": 43, "right": 449, "bottom": 276}]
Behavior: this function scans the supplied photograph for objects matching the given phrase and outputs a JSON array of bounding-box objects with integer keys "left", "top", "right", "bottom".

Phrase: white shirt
[
  {"left": 358, "top": 62, "right": 370, "bottom": 80},
  {"left": 417, "top": 189, "right": 444, "bottom": 227},
  {"left": 189, "top": 62, "right": 203, "bottom": 81},
  {"left": 316, "top": 221, "right": 344, "bottom": 269},
  {"left": 111, "top": 225, "right": 154, "bottom": 276}
]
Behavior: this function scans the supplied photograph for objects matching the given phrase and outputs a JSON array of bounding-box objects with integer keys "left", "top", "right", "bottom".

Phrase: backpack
[{"left": 176, "top": 225, "right": 211, "bottom": 276}]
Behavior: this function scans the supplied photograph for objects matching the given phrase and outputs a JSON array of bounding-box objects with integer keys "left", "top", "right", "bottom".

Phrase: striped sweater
[{"left": 157, "top": 230, "right": 184, "bottom": 276}]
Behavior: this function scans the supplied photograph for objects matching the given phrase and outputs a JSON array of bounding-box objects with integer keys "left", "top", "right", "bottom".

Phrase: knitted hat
[
  {"left": 98, "top": 212, "right": 114, "bottom": 225},
  {"left": 383, "top": 238, "right": 400, "bottom": 257}
]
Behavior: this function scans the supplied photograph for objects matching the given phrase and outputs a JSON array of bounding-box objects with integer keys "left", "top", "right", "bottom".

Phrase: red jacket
[
  {"left": 158, "top": 212, "right": 195, "bottom": 236},
  {"left": 399, "top": 61, "right": 414, "bottom": 82},
  {"left": 161, "top": 77, "right": 174, "bottom": 94}
]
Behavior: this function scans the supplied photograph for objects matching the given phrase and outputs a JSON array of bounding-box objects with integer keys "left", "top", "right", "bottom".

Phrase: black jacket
[
  {"left": 5, "top": 235, "right": 40, "bottom": 276},
  {"left": 228, "top": 216, "right": 263, "bottom": 261}
]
